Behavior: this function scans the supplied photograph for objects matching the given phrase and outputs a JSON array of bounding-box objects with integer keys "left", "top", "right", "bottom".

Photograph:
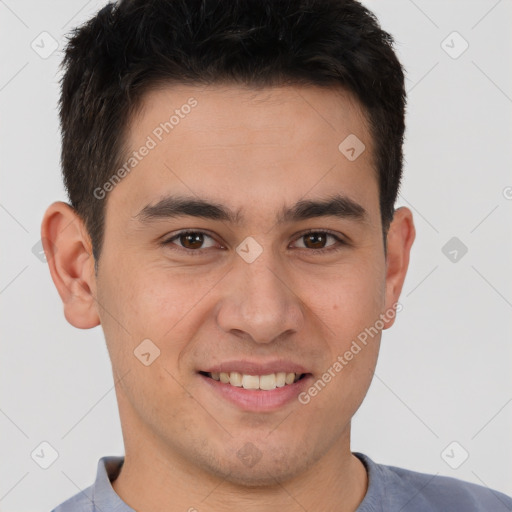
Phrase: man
[{"left": 42, "top": 0, "right": 512, "bottom": 510}]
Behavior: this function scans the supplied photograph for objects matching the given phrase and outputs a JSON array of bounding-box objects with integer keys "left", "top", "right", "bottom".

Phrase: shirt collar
[
  {"left": 353, "top": 452, "right": 384, "bottom": 511},
  {"left": 91, "top": 456, "right": 135, "bottom": 512}
]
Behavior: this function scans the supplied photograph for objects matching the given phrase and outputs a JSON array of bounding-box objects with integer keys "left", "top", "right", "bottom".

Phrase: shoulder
[
  {"left": 355, "top": 452, "right": 512, "bottom": 511},
  {"left": 49, "top": 484, "right": 95, "bottom": 512},
  {"left": 389, "top": 465, "right": 512, "bottom": 511},
  {"left": 49, "top": 456, "right": 126, "bottom": 512}
]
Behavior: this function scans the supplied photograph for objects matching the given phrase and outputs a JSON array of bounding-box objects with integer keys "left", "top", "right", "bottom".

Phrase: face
[{"left": 48, "top": 84, "right": 414, "bottom": 487}]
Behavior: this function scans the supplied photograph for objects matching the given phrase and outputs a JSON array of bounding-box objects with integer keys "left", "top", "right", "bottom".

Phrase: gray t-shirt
[{"left": 51, "top": 452, "right": 512, "bottom": 511}]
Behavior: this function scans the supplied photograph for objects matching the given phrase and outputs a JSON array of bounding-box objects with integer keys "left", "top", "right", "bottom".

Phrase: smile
[{"left": 200, "top": 371, "right": 306, "bottom": 390}]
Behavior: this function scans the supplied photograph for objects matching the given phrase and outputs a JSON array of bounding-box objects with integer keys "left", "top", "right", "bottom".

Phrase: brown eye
[
  {"left": 303, "top": 232, "right": 328, "bottom": 249},
  {"left": 164, "top": 231, "right": 218, "bottom": 252},
  {"left": 179, "top": 232, "right": 205, "bottom": 249},
  {"left": 294, "top": 231, "right": 340, "bottom": 251}
]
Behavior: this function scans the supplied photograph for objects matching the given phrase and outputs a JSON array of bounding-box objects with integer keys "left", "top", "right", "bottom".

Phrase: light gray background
[{"left": 1, "top": 1, "right": 511, "bottom": 510}]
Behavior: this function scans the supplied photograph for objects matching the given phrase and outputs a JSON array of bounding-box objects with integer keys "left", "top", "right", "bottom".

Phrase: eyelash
[{"left": 161, "top": 229, "right": 347, "bottom": 256}]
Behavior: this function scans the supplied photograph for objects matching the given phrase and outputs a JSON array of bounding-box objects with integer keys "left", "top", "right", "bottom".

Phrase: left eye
[{"left": 292, "top": 231, "right": 339, "bottom": 250}]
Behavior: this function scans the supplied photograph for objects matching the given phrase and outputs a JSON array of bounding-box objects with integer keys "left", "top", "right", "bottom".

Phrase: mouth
[
  {"left": 197, "top": 366, "right": 313, "bottom": 412},
  {"left": 196, "top": 359, "right": 313, "bottom": 411},
  {"left": 199, "top": 371, "right": 308, "bottom": 390}
]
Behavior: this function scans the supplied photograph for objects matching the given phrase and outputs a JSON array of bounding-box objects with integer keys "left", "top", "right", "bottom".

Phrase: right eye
[{"left": 162, "top": 230, "right": 222, "bottom": 254}]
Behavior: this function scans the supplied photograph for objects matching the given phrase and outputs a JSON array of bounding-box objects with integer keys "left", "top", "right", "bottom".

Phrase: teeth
[
  {"left": 229, "top": 371, "right": 242, "bottom": 387},
  {"left": 207, "top": 371, "right": 303, "bottom": 390},
  {"left": 276, "top": 372, "right": 286, "bottom": 387},
  {"left": 242, "top": 374, "right": 260, "bottom": 389},
  {"left": 259, "top": 374, "right": 277, "bottom": 390}
]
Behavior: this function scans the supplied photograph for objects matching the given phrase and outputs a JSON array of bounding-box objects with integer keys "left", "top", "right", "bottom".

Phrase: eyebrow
[{"left": 135, "top": 193, "right": 368, "bottom": 226}]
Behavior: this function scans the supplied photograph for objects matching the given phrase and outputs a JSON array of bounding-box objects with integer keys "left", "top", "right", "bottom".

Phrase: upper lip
[{"left": 201, "top": 359, "right": 309, "bottom": 376}]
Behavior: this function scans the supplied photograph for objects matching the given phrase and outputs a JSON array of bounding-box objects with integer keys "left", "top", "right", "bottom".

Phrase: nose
[{"left": 216, "top": 250, "right": 305, "bottom": 345}]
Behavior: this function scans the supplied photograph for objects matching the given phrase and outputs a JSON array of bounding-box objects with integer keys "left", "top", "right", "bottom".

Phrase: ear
[
  {"left": 41, "top": 201, "right": 100, "bottom": 329},
  {"left": 382, "top": 206, "right": 415, "bottom": 329}
]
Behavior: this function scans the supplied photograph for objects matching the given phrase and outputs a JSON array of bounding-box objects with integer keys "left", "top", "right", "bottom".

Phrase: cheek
[
  {"left": 311, "top": 258, "right": 386, "bottom": 333},
  {"left": 101, "top": 260, "right": 225, "bottom": 368},
  {"left": 300, "top": 257, "right": 385, "bottom": 404},
  {"left": 300, "top": 268, "right": 382, "bottom": 423},
  {"left": 102, "top": 257, "right": 192, "bottom": 334},
  {"left": 96, "top": 261, "right": 198, "bottom": 412}
]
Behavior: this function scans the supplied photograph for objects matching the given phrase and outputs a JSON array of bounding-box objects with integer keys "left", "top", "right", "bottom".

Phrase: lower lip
[{"left": 199, "top": 373, "right": 313, "bottom": 412}]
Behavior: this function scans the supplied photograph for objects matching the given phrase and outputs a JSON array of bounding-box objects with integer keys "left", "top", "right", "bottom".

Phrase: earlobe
[
  {"left": 41, "top": 201, "right": 100, "bottom": 329},
  {"left": 382, "top": 207, "right": 415, "bottom": 329}
]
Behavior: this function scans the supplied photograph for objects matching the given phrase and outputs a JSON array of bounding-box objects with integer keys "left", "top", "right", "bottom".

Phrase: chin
[
  {"left": 197, "top": 442, "right": 313, "bottom": 488},
  {"left": 215, "top": 462, "right": 305, "bottom": 488}
]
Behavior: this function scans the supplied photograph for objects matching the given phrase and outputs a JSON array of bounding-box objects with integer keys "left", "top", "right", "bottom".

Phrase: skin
[{"left": 42, "top": 84, "right": 415, "bottom": 512}]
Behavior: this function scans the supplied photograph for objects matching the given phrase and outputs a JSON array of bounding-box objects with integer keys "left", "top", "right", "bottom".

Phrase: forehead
[
  {"left": 132, "top": 83, "right": 371, "bottom": 150},
  {"left": 112, "top": 83, "right": 379, "bottom": 223}
]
